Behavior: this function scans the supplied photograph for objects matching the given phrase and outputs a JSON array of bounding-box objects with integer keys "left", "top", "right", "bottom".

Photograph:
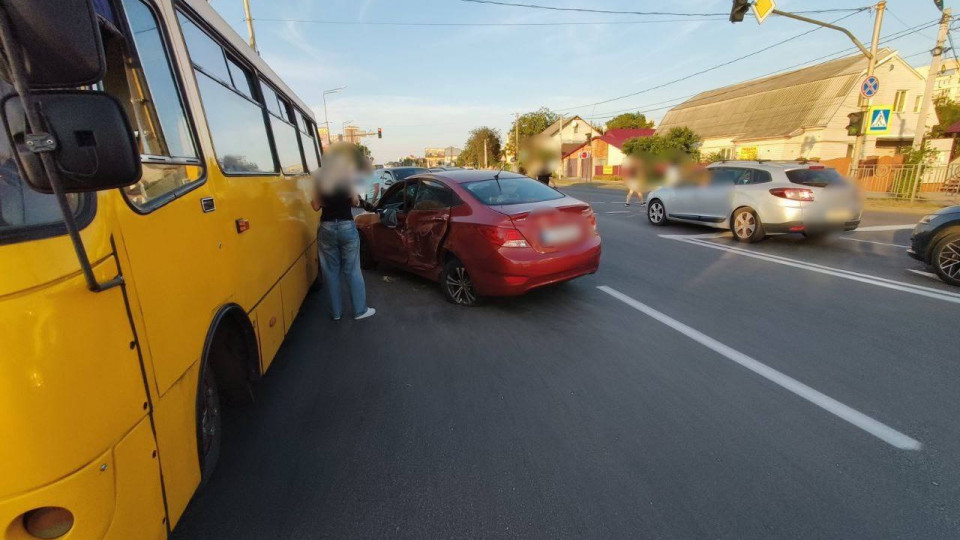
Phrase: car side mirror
[
  {"left": 0, "top": 0, "right": 105, "bottom": 88},
  {"left": 1, "top": 90, "right": 141, "bottom": 193},
  {"left": 380, "top": 207, "right": 399, "bottom": 228}
]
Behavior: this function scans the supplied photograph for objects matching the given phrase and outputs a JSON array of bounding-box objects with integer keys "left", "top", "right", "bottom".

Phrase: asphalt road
[{"left": 172, "top": 185, "right": 960, "bottom": 539}]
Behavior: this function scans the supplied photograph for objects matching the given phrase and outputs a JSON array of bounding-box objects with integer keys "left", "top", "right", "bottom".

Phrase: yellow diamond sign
[{"left": 753, "top": 0, "right": 776, "bottom": 24}]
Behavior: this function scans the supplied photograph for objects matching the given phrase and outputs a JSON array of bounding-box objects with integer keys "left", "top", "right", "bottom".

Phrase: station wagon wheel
[
  {"left": 648, "top": 199, "right": 667, "bottom": 226},
  {"left": 197, "top": 360, "right": 221, "bottom": 486},
  {"left": 731, "top": 207, "right": 764, "bottom": 243},
  {"left": 932, "top": 232, "right": 960, "bottom": 286},
  {"left": 442, "top": 258, "right": 480, "bottom": 306}
]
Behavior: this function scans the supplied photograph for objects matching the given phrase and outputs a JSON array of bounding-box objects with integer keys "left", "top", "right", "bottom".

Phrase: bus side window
[
  {"left": 110, "top": 0, "right": 203, "bottom": 210},
  {"left": 177, "top": 11, "right": 275, "bottom": 175},
  {"left": 262, "top": 83, "right": 303, "bottom": 176},
  {"left": 299, "top": 113, "right": 320, "bottom": 173}
]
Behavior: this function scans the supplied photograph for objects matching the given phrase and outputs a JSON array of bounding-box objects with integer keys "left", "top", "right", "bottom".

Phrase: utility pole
[
  {"left": 514, "top": 112, "right": 520, "bottom": 171},
  {"left": 849, "top": 1, "right": 885, "bottom": 169},
  {"left": 483, "top": 139, "right": 488, "bottom": 168},
  {"left": 558, "top": 114, "right": 564, "bottom": 183},
  {"left": 910, "top": 7, "right": 951, "bottom": 200},
  {"left": 242, "top": 0, "right": 257, "bottom": 53}
]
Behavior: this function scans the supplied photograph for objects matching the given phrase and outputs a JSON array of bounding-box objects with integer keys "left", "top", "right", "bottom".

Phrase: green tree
[
  {"left": 506, "top": 107, "right": 560, "bottom": 166},
  {"left": 605, "top": 112, "right": 655, "bottom": 130},
  {"left": 931, "top": 96, "right": 960, "bottom": 137},
  {"left": 457, "top": 126, "right": 502, "bottom": 168},
  {"left": 356, "top": 143, "right": 373, "bottom": 162},
  {"left": 622, "top": 127, "right": 702, "bottom": 160}
]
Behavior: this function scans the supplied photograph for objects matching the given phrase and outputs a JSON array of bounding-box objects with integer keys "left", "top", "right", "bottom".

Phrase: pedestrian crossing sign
[{"left": 866, "top": 106, "right": 892, "bottom": 135}]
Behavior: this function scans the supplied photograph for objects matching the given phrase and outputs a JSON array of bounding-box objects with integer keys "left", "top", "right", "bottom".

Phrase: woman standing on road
[
  {"left": 623, "top": 155, "right": 646, "bottom": 207},
  {"left": 312, "top": 144, "right": 376, "bottom": 321}
]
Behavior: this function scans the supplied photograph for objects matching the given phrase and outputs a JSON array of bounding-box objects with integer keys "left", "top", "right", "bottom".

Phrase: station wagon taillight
[{"left": 769, "top": 187, "right": 814, "bottom": 201}]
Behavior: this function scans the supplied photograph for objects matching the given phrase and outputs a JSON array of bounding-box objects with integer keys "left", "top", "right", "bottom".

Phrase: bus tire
[{"left": 197, "top": 358, "right": 221, "bottom": 486}]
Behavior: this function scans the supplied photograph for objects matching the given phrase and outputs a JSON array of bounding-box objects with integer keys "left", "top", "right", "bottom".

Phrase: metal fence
[{"left": 848, "top": 162, "right": 960, "bottom": 201}]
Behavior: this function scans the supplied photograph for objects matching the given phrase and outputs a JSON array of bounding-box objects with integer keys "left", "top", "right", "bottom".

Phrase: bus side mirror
[
  {"left": 0, "top": 0, "right": 105, "bottom": 88},
  {"left": 1, "top": 91, "right": 141, "bottom": 193}
]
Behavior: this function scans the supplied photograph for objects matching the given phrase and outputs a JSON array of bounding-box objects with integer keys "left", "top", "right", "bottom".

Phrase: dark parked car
[
  {"left": 354, "top": 170, "right": 601, "bottom": 305},
  {"left": 377, "top": 167, "right": 429, "bottom": 188},
  {"left": 908, "top": 205, "right": 960, "bottom": 286}
]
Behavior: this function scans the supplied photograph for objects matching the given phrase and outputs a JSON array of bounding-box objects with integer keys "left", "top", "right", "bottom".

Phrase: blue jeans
[{"left": 318, "top": 220, "right": 368, "bottom": 319}]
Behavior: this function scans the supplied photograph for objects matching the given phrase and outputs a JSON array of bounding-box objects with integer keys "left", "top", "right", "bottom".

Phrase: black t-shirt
[{"left": 319, "top": 190, "right": 354, "bottom": 221}]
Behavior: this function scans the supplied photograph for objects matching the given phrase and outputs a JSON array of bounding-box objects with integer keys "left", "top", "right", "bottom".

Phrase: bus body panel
[
  {"left": 0, "top": 254, "right": 148, "bottom": 499},
  {"left": 103, "top": 416, "right": 167, "bottom": 540}
]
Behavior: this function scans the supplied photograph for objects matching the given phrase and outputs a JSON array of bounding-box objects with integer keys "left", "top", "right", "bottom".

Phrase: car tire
[
  {"left": 441, "top": 258, "right": 481, "bottom": 306},
  {"left": 731, "top": 207, "right": 764, "bottom": 243},
  {"left": 359, "top": 233, "right": 377, "bottom": 270},
  {"left": 197, "top": 359, "right": 221, "bottom": 487},
  {"left": 931, "top": 231, "right": 960, "bottom": 286},
  {"left": 647, "top": 199, "right": 668, "bottom": 226}
]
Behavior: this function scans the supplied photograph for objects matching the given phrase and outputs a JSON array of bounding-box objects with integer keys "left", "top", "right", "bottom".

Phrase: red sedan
[{"left": 355, "top": 170, "right": 602, "bottom": 306}]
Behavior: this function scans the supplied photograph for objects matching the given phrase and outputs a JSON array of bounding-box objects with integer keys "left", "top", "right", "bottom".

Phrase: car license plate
[
  {"left": 541, "top": 224, "right": 580, "bottom": 245},
  {"left": 826, "top": 208, "right": 853, "bottom": 221}
]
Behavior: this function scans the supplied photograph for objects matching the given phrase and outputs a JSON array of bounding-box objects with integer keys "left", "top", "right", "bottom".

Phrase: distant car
[
  {"left": 377, "top": 167, "right": 429, "bottom": 189},
  {"left": 646, "top": 161, "right": 862, "bottom": 242},
  {"left": 908, "top": 205, "right": 960, "bottom": 286},
  {"left": 356, "top": 172, "right": 381, "bottom": 203},
  {"left": 354, "top": 170, "right": 601, "bottom": 305},
  {"left": 429, "top": 166, "right": 461, "bottom": 172}
]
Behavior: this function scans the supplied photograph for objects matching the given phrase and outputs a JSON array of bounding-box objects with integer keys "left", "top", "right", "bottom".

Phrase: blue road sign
[
  {"left": 861, "top": 76, "right": 880, "bottom": 98},
  {"left": 866, "top": 106, "right": 892, "bottom": 135}
]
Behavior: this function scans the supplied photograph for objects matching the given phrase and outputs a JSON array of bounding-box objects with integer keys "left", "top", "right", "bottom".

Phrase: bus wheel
[{"left": 198, "top": 360, "right": 222, "bottom": 485}]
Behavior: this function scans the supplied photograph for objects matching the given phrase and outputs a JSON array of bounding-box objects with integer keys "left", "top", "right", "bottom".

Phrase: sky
[{"left": 207, "top": 0, "right": 955, "bottom": 163}]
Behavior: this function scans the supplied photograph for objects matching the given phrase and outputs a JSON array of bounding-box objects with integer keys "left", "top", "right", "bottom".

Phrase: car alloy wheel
[
  {"left": 648, "top": 200, "right": 666, "bottom": 226},
  {"left": 933, "top": 234, "right": 960, "bottom": 285},
  {"left": 732, "top": 208, "right": 763, "bottom": 243},
  {"left": 442, "top": 259, "right": 479, "bottom": 306}
]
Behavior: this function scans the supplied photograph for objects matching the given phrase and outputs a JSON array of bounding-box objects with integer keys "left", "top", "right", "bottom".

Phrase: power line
[
  {"left": 253, "top": 17, "right": 725, "bottom": 27},
  {"left": 552, "top": 10, "right": 868, "bottom": 114},
  {"left": 461, "top": 0, "right": 868, "bottom": 17},
  {"left": 578, "top": 18, "right": 946, "bottom": 122}
]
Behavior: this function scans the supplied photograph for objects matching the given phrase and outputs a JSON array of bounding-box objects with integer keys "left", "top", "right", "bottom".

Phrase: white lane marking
[
  {"left": 839, "top": 237, "right": 910, "bottom": 248},
  {"left": 661, "top": 235, "right": 960, "bottom": 304},
  {"left": 658, "top": 231, "right": 729, "bottom": 239},
  {"left": 597, "top": 286, "right": 922, "bottom": 451},
  {"left": 908, "top": 269, "right": 939, "bottom": 279},
  {"left": 605, "top": 211, "right": 632, "bottom": 214},
  {"left": 852, "top": 224, "right": 916, "bottom": 232}
]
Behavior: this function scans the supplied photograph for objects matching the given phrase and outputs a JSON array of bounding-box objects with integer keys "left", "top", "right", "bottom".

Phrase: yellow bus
[{"left": 0, "top": 1, "right": 321, "bottom": 537}]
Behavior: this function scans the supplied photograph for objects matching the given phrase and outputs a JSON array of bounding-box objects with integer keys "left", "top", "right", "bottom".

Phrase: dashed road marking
[
  {"left": 597, "top": 285, "right": 923, "bottom": 451},
  {"left": 852, "top": 224, "right": 916, "bottom": 232},
  {"left": 839, "top": 237, "right": 910, "bottom": 248}
]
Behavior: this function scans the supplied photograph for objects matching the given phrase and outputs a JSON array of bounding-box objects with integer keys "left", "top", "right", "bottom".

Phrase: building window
[
  {"left": 914, "top": 95, "right": 924, "bottom": 113},
  {"left": 893, "top": 90, "right": 908, "bottom": 113}
]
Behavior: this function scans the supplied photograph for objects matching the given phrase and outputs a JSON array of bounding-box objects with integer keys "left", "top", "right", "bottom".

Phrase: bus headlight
[{"left": 22, "top": 507, "right": 74, "bottom": 539}]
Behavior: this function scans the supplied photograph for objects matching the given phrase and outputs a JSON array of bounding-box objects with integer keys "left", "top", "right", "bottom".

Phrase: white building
[
  {"left": 656, "top": 50, "right": 933, "bottom": 162},
  {"left": 917, "top": 58, "right": 960, "bottom": 102}
]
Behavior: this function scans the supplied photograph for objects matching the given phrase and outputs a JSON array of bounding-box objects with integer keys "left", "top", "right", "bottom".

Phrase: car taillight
[
  {"left": 583, "top": 209, "right": 598, "bottom": 234},
  {"left": 769, "top": 187, "right": 814, "bottom": 201},
  {"left": 477, "top": 225, "right": 529, "bottom": 248}
]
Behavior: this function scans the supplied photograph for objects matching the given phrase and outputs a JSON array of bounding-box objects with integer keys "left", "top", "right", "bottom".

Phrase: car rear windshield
[
  {"left": 785, "top": 168, "right": 848, "bottom": 188},
  {"left": 463, "top": 176, "right": 564, "bottom": 205},
  {"left": 392, "top": 167, "right": 428, "bottom": 180}
]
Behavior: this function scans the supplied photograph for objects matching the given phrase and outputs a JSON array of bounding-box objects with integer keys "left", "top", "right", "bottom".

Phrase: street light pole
[{"left": 322, "top": 86, "right": 346, "bottom": 147}]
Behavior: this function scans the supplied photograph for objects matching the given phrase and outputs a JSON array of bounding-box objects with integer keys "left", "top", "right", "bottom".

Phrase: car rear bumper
[
  {"left": 764, "top": 220, "right": 861, "bottom": 234},
  {"left": 468, "top": 236, "right": 602, "bottom": 296}
]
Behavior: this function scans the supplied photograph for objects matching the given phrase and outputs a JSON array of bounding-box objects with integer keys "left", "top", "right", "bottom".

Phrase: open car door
[{"left": 403, "top": 179, "right": 454, "bottom": 273}]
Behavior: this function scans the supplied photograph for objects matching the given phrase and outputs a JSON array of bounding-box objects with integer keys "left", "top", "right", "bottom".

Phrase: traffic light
[
  {"left": 729, "top": 0, "right": 750, "bottom": 23},
  {"left": 846, "top": 111, "right": 864, "bottom": 136},
  {"left": 377, "top": 127, "right": 382, "bottom": 139},
  {"left": 934, "top": 0, "right": 944, "bottom": 11}
]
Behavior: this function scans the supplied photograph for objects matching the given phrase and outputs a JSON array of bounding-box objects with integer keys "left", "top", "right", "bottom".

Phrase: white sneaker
[{"left": 354, "top": 307, "right": 376, "bottom": 320}]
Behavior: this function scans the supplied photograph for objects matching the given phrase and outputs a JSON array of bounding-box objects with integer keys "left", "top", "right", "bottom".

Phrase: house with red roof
[{"left": 562, "top": 128, "right": 655, "bottom": 178}]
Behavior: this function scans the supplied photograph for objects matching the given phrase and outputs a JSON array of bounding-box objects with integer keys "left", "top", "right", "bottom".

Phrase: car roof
[
  {"left": 707, "top": 160, "right": 829, "bottom": 170},
  {"left": 423, "top": 169, "right": 527, "bottom": 184}
]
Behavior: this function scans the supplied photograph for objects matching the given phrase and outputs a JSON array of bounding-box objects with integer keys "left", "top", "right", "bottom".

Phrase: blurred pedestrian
[
  {"left": 623, "top": 155, "right": 646, "bottom": 207},
  {"left": 312, "top": 143, "right": 375, "bottom": 321}
]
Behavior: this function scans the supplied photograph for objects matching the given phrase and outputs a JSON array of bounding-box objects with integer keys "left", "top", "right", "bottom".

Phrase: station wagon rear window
[
  {"left": 786, "top": 168, "right": 848, "bottom": 188},
  {"left": 464, "top": 177, "right": 564, "bottom": 205}
]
